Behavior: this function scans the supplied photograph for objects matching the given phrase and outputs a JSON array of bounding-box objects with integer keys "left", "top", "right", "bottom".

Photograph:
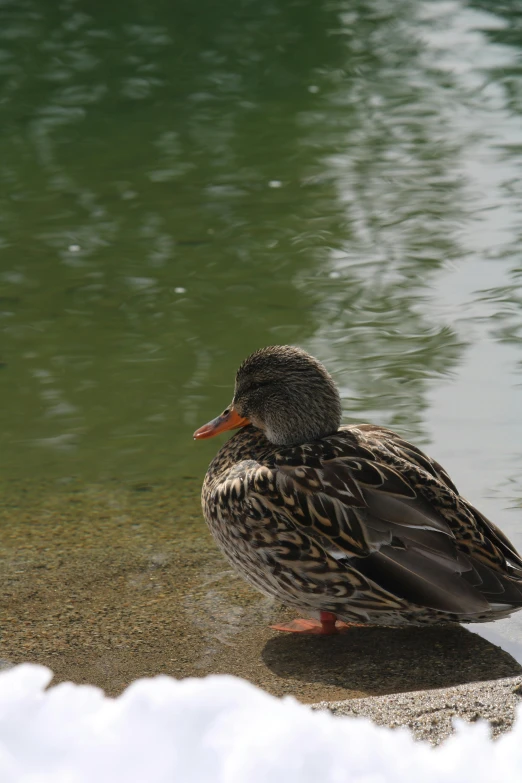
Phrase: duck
[{"left": 194, "top": 345, "right": 522, "bottom": 634}]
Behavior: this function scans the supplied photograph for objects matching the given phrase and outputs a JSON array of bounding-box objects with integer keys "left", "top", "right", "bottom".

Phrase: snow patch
[{"left": 0, "top": 664, "right": 521, "bottom": 782}]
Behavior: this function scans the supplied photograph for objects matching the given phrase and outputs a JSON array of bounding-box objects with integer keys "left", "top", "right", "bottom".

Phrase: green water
[{"left": 1, "top": 0, "right": 522, "bottom": 662}]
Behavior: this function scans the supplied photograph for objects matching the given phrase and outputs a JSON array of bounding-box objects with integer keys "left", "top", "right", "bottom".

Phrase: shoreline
[
  {"left": 1, "top": 478, "right": 522, "bottom": 709},
  {"left": 314, "top": 675, "right": 522, "bottom": 744}
]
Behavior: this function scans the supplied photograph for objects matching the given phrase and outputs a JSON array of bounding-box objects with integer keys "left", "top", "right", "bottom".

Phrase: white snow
[{"left": 0, "top": 664, "right": 521, "bottom": 782}]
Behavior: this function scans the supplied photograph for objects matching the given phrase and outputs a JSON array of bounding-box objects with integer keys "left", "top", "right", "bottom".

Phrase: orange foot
[{"left": 271, "top": 611, "right": 352, "bottom": 635}]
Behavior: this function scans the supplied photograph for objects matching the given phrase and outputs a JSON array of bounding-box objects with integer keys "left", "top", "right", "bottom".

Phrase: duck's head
[{"left": 193, "top": 345, "right": 342, "bottom": 446}]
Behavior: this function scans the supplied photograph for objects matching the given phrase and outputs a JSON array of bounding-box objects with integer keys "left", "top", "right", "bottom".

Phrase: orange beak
[{"left": 193, "top": 405, "right": 250, "bottom": 440}]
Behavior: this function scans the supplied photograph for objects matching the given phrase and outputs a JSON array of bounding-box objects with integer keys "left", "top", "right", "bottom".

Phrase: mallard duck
[{"left": 194, "top": 345, "right": 522, "bottom": 634}]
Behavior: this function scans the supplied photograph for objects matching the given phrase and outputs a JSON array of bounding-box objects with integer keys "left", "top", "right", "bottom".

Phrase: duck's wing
[
  {"left": 255, "top": 427, "right": 522, "bottom": 616},
  {"left": 353, "top": 424, "right": 459, "bottom": 493},
  {"left": 351, "top": 425, "right": 522, "bottom": 576}
]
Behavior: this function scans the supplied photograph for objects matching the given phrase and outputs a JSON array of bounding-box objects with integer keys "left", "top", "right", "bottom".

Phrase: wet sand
[{"left": 1, "top": 479, "right": 521, "bottom": 702}]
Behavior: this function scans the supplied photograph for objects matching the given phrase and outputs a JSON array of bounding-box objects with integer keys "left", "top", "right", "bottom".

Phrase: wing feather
[{"left": 259, "top": 428, "right": 522, "bottom": 615}]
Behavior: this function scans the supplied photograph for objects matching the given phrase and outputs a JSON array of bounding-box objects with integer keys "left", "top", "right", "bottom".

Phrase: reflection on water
[{"left": 1, "top": 0, "right": 522, "bottom": 675}]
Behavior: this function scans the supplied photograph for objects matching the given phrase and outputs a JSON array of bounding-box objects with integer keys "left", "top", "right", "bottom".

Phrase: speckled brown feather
[{"left": 201, "top": 423, "right": 522, "bottom": 626}]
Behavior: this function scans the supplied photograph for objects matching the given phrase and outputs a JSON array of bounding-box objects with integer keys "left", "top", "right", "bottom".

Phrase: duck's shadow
[{"left": 262, "top": 625, "right": 522, "bottom": 696}]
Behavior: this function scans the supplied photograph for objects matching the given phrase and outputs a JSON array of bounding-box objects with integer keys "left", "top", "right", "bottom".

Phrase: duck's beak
[{"left": 193, "top": 405, "right": 250, "bottom": 440}]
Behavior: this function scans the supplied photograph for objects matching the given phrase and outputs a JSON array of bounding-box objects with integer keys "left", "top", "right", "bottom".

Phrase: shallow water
[{"left": 1, "top": 0, "right": 522, "bottom": 690}]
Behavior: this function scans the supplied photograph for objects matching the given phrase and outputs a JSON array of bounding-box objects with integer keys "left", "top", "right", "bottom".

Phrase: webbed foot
[{"left": 270, "top": 611, "right": 352, "bottom": 635}]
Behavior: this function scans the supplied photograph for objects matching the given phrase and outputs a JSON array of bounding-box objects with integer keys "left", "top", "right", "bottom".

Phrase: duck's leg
[{"left": 271, "top": 611, "right": 350, "bottom": 635}]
